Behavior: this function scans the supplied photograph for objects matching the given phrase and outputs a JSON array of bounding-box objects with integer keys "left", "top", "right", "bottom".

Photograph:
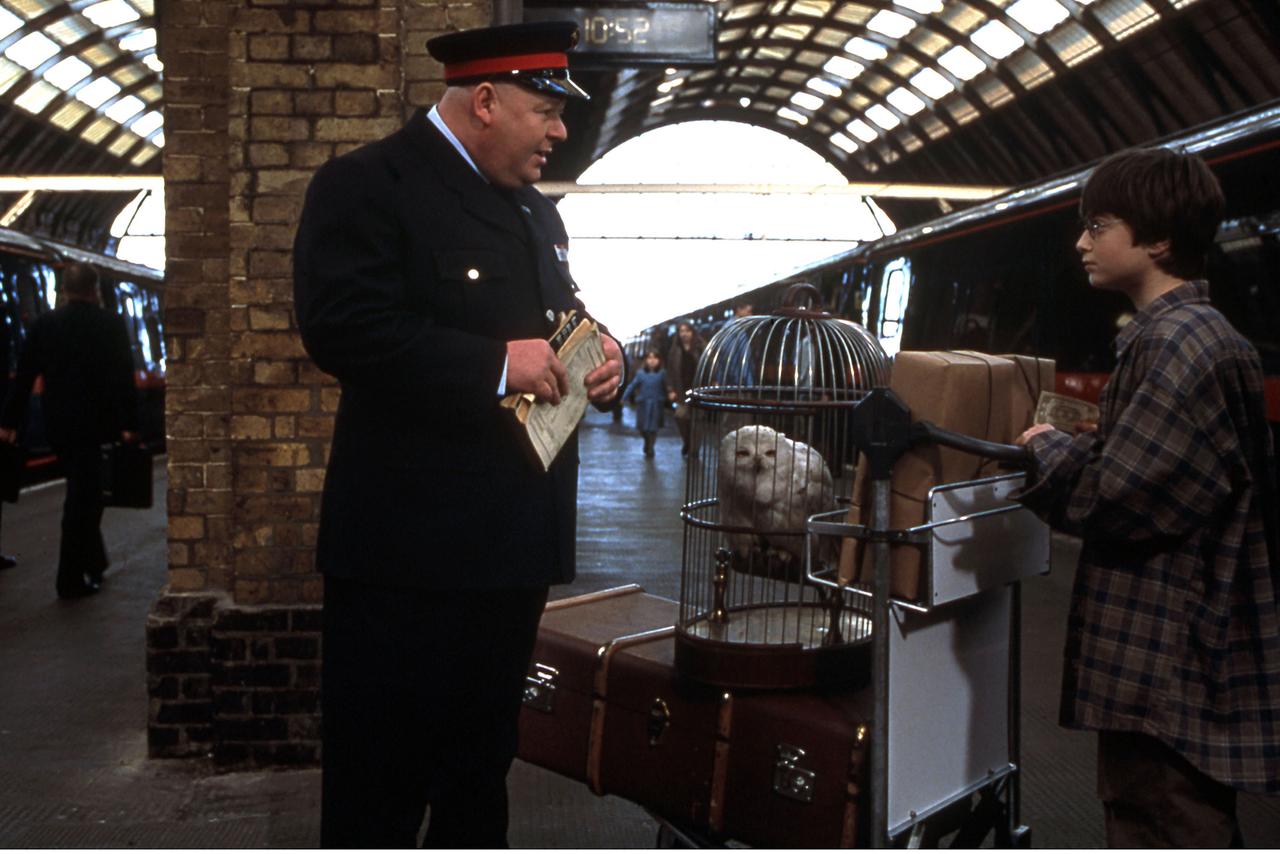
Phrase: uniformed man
[{"left": 292, "top": 21, "right": 625, "bottom": 847}]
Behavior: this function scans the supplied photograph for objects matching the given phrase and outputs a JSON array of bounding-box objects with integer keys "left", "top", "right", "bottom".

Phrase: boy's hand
[{"left": 1016, "top": 423, "right": 1057, "bottom": 446}]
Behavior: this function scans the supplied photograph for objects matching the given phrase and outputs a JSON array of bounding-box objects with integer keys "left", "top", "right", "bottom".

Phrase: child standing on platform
[{"left": 624, "top": 350, "right": 667, "bottom": 457}]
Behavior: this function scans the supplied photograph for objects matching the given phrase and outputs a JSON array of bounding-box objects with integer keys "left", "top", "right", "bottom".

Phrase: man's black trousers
[
  {"left": 55, "top": 443, "right": 108, "bottom": 593},
  {"left": 321, "top": 575, "right": 549, "bottom": 848}
]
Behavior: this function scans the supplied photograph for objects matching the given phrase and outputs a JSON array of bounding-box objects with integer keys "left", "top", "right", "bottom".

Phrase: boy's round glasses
[{"left": 1081, "top": 217, "right": 1125, "bottom": 239}]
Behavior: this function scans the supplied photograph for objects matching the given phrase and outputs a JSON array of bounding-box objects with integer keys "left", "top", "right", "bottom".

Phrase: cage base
[{"left": 676, "top": 606, "right": 872, "bottom": 690}]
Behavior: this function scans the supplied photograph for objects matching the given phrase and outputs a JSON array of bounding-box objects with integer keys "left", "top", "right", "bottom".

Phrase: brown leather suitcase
[{"left": 518, "top": 585, "right": 872, "bottom": 847}]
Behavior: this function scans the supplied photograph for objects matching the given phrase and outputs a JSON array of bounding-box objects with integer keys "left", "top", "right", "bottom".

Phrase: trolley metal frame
[{"left": 802, "top": 387, "right": 1048, "bottom": 848}]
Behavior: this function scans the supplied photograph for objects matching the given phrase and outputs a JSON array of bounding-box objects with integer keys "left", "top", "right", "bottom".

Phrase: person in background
[
  {"left": 292, "top": 21, "right": 625, "bottom": 848},
  {"left": 1015, "top": 148, "right": 1279, "bottom": 846},
  {"left": 731, "top": 297, "right": 754, "bottom": 318},
  {"left": 0, "top": 262, "right": 138, "bottom": 599},
  {"left": 624, "top": 350, "right": 667, "bottom": 457},
  {"left": 665, "top": 320, "right": 706, "bottom": 456}
]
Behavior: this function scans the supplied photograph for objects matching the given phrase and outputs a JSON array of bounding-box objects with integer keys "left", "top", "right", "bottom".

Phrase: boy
[{"left": 1016, "top": 148, "right": 1279, "bottom": 846}]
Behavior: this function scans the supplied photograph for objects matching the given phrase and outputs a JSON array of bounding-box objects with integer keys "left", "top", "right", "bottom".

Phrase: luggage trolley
[{"left": 805, "top": 388, "right": 1049, "bottom": 848}]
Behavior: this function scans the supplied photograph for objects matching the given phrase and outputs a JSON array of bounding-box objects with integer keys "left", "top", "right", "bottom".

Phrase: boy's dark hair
[
  {"left": 1080, "top": 147, "right": 1225, "bottom": 279},
  {"left": 59, "top": 262, "right": 100, "bottom": 297}
]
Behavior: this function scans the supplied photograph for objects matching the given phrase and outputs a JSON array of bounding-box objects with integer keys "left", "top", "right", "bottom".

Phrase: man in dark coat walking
[
  {"left": 0, "top": 262, "right": 138, "bottom": 598},
  {"left": 293, "top": 21, "right": 625, "bottom": 848}
]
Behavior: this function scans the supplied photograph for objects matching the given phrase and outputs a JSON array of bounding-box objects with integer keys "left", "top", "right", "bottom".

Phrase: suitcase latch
[
  {"left": 523, "top": 663, "right": 558, "bottom": 713},
  {"left": 773, "top": 743, "right": 816, "bottom": 803},
  {"left": 648, "top": 698, "right": 671, "bottom": 745}
]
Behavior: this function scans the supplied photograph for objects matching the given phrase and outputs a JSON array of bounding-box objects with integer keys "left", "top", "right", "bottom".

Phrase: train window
[
  {"left": 877, "top": 257, "right": 911, "bottom": 356},
  {"left": 1210, "top": 215, "right": 1280, "bottom": 373}
]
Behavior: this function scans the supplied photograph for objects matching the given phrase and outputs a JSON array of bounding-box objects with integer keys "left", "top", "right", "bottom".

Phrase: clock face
[{"left": 526, "top": 3, "right": 717, "bottom": 65}]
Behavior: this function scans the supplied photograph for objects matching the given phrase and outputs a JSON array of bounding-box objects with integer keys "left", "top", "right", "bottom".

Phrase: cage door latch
[{"left": 773, "top": 743, "right": 816, "bottom": 803}]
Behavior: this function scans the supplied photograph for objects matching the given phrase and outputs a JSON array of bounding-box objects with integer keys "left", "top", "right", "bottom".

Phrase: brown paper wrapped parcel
[{"left": 836, "top": 351, "right": 1054, "bottom": 601}]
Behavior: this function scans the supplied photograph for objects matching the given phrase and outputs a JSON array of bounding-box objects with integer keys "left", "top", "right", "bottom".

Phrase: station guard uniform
[{"left": 293, "top": 22, "right": 614, "bottom": 847}]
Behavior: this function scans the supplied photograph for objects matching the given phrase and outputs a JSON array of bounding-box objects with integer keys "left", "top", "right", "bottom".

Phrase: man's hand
[
  {"left": 0, "top": 428, "right": 14, "bottom": 445},
  {"left": 507, "top": 338, "right": 569, "bottom": 405},
  {"left": 585, "top": 334, "right": 623, "bottom": 405},
  {"left": 1015, "top": 423, "right": 1058, "bottom": 446}
]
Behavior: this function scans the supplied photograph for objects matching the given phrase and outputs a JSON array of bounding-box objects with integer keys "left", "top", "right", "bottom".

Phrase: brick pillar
[{"left": 149, "top": 0, "right": 491, "bottom": 768}]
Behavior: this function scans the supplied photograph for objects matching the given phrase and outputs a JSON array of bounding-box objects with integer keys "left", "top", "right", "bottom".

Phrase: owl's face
[{"left": 719, "top": 425, "right": 785, "bottom": 500}]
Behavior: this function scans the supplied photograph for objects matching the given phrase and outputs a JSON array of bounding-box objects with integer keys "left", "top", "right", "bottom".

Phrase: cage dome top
[{"left": 693, "top": 284, "right": 889, "bottom": 406}]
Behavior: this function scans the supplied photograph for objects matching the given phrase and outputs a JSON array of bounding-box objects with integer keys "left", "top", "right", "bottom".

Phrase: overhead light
[
  {"left": 82, "top": 0, "right": 141, "bottom": 29},
  {"left": 971, "top": 20, "right": 1023, "bottom": 59},
  {"left": 118, "top": 28, "right": 157, "bottom": 52},
  {"left": 0, "top": 175, "right": 164, "bottom": 192},
  {"left": 790, "top": 91, "right": 824, "bottom": 111},
  {"left": 738, "top": 96, "right": 751, "bottom": 108},
  {"left": 153, "top": 131, "right": 164, "bottom": 148},
  {"left": 938, "top": 45, "right": 986, "bottom": 81},
  {"left": 105, "top": 94, "right": 145, "bottom": 123},
  {"left": 142, "top": 54, "right": 163, "bottom": 73},
  {"left": 665, "top": 67, "right": 678, "bottom": 75},
  {"left": 5, "top": 32, "right": 60, "bottom": 70},
  {"left": 844, "top": 36, "right": 888, "bottom": 61},
  {"left": 806, "top": 77, "right": 843, "bottom": 98},
  {"left": 829, "top": 132, "right": 858, "bottom": 154},
  {"left": 894, "top": 0, "right": 942, "bottom": 11},
  {"left": 846, "top": 119, "right": 878, "bottom": 143},
  {"left": 0, "top": 7, "right": 22, "bottom": 40},
  {"left": 910, "top": 67, "right": 955, "bottom": 99},
  {"left": 130, "top": 110, "right": 163, "bottom": 137},
  {"left": 657, "top": 76, "right": 684, "bottom": 93},
  {"left": 866, "top": 104, "right": 901, "bottom": 130},
  {"left": 650, "top": 95, "right": 674, "bottom": 108},
  {"left": 824, "top": 55, "right": 864, "bottom": 80},
  {"left": 75, "top": 76, "right": 120, "bottom": 108},
  {"left": 776, "top": 106, "right": 809, "bottom": 126},
  {"left": 44, "top": 56, "right": 93, "bottom": 90},
  {"left": 14, "top": 80, "right": 59, "bottom": 114},
  {"left": 1007, "top": 0, "right": 1070, "bottom": 34},
  {"left": 886, "top": 87, "right": 926, "bottom": 115},
  {"left": 866, "top": 10, "right": 915, "bottom": 39}
]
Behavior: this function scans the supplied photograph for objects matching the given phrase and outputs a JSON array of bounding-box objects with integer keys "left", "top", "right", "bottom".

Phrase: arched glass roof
[
  {"left": 0, "top": 0, "right": 160, "bottom": 170},
  {"left": 566, "top": 0, "right": 1254, "bottom": 186},
  {"left": 632, "top": 0, "right": 1203, "bottom": 172}
]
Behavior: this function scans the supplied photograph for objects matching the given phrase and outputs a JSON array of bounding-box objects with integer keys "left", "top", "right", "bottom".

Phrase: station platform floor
[{"left": 0, "top": 408, "right": 1277, "bottom": 847}]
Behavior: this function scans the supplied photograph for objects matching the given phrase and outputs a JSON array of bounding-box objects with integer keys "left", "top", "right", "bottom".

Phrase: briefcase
[
  {"left": 101, "top": 442, "right": 153, "bottom": 508},
  {"left": 0, "top": 441, "right": 22, "bottom": 503},
  {"left": 518, "top": 585, "right": 871, "bottom": 847}
]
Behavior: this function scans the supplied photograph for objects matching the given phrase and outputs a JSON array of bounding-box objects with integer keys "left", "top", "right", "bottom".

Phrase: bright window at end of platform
[
  {"left": 111, "top": 187, "right": 164, "bottom": 271},
  {"left": 556, "top": 121, "right": 894, "bottom": 339}
]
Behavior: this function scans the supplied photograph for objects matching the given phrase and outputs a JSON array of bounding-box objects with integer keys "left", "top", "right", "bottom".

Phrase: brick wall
[{"left": 150, "top": 0, "right": 492, "bottom": 767}]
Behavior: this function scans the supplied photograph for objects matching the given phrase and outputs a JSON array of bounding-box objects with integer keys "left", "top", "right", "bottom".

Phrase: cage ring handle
[{"left": 773, "top": 283, "right": 829, "bottom": 318}]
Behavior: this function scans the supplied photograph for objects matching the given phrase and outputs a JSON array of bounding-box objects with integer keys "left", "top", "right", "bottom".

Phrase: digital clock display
[{"left": 525, "top": 2, "right": 717, "bottom": 65}]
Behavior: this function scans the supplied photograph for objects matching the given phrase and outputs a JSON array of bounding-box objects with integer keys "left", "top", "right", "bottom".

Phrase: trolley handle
[{"left": 911, "top": 420, "right": 1035, "bottom": 469}]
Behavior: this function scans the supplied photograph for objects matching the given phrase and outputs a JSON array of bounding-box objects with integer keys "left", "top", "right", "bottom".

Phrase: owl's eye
[
  {"left": 736, "top": 449, "right": 751, "bottom": 458},
  {"left": 765, "top": 449, "right": 777, "bottom": 457}
]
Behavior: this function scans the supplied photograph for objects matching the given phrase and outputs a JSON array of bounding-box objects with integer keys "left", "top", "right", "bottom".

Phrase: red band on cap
[{"left": 444, "top": 52, "right": 569, "bottom": 81}]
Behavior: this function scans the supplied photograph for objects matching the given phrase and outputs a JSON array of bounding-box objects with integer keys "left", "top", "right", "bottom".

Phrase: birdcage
[{"left": 676, "top": 285, "right": 890, "bottom": 690}]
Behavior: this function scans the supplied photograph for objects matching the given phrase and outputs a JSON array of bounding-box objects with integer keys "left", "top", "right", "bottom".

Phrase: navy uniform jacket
[
  {"left": 294, "top": 109, "right": 610, "bottom": 590},
  {"left": 1, "top": 300, "right": 138, "bottom": 449}
]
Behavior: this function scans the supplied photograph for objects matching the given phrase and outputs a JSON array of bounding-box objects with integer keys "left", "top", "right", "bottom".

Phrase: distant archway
[{"left": 557, "top": 121, "right": 894, "bottom": 337}]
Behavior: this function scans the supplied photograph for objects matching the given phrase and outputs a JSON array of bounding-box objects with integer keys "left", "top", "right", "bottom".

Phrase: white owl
[{"left": 717, "top": 425, "right": 835, "bottom": 575}]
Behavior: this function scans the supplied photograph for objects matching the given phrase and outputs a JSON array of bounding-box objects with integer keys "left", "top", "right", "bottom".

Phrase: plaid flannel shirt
[{"left": 1019, "top": 280, "right": 1280, "bottom": 792}]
